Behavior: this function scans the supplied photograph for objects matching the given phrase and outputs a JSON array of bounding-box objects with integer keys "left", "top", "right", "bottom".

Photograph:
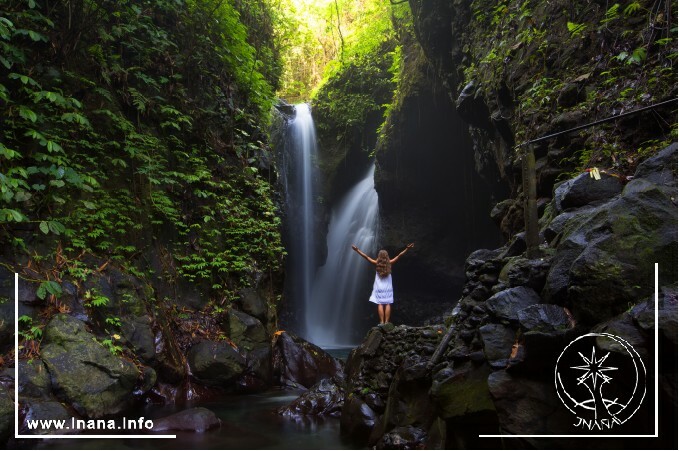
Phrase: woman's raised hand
[
  {"left": 351, "top": 244, "right": 358, "bottom": 251},
  {"left": 406, "top": 242, "right": 415, "bottom": 249}
]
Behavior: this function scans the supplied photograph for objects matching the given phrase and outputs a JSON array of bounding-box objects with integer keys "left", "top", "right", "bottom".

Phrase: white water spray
[{"left": 306, "top": 163, "right": 379, "bottom": 347}]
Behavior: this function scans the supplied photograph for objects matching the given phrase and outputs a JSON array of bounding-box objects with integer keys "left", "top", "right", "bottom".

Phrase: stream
[{"left": 28, "top": 349, "right": 355, "bottom": 450}]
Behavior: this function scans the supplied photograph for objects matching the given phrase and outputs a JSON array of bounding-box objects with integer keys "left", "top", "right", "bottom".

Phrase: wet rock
[
  {"left": 340, "top": 395, "right": 378, "bottom": 443},
  {"left": 430, "top": 361, "right": 495, "bottom": 418},
  {"left": 18, "top": 359, "right": 51, "bottom": 399},
  {"left": 241, "top": 345, "right": 272, "bottom": 390},
  {"left": 456, "top": 81, "right": 492, "bottom": 131},
  {"left": 376, "top": 425, "right": 428, "bottom": 450},
  {"left": 225, "top": 309, "right": 267, "bottom": 352},
  {"left": 382, "top": 355, "right": 433, "bottom": 432},
  {"left": 632, "top": 142, "right": 677, "bottom": 192},
  {"left": 517, "top": 304, "right": 571, "bottom": 332},
  {"left": 593, "top": 313, "right": 649, "bottom": 361},
  {"left": 136, "top": 366, "right": 157, "bottom": 396},
  {"left": 498, "top": 256, "right": 551, "bottom": 292},
  {"left": 41, "top": 314, "right": 138, "bottom": 418},
  {"left": 487, "top": 370, "right": 573, "bottom": 446},
  {"left": 187, "top": 340, "right": 246, "bottom": 387},
  {"left": 543, "top": 145, "right": 677, "bottom": 325},
  {"left": 21, "top": 400, "right": 72, "bottom": 435},
  {"left": 479, "top": 323, "right": 516, "bottom": 368},
  {"left": 236, "top": 288, "right": 268, "bottom": 323},
  {"left": 553, "top": 172, "right": 623, "bottom": 213},
  {"left": 152, "top": 407, "right": 221, "bottom": 432},
  {"left": 631, "top": 289, "right": 678, "bottom": 346},
  {"left": 273, "top": 332, "right": 343, "bottom": 389},
  {"left": 120, "top": 315, "right": 155, "bottom": 362},
  {"left": 485, "top": 286, "right": 542, "bottom": 322},
  {"left": 278, "top": 377, "right": 344, "bottom": 418}
]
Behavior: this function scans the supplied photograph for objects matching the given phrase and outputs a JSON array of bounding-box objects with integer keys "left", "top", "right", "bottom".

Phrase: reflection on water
[{"left": 30, "top": 389, "right": 353, "bottom": 450}]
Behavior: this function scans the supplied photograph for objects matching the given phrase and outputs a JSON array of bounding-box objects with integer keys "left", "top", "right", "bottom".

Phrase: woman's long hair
[{"left": 375, "top": 250, "right": 391, "bottom": 278}]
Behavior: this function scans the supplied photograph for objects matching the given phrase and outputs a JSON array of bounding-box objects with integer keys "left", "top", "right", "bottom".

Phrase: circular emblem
[{"left": 554, "top": 333, "right": 646, "bottom": 431}]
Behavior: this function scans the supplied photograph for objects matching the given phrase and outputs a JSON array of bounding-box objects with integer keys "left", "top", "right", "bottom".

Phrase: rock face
[
  {"left": 543, "top": 144, "right": 677, "bottom": 325},
  {"left": 340, "top": 325, "right": 445, "bottom": 447},
  {"left": 272, "top": 332, "right": 344, "bottom": 389},
  {"left": 373, "top": 39, "right": 504, "bottom": 324},
  {"left": 40, "top": 314, "right": 139, "bottom": 418}
]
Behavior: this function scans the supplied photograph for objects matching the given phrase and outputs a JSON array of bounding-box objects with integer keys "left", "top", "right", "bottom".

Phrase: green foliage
[
  {"left": 312, "top": 0, "right": 406, "bottom": 146},
  {"left": 36, "top": 280, "right": 62, "bottom": 300},
  {"left": 567, "top": 22, "right": 587, "bottom": 37},
  {"left": 18, "top": 314, "right": 43, "bottom": 342},
  {"left": 84, "top": 290, "right": 109, "bottom": 308},
  {"left": 100, "top": 335, "right": 124, "bottom": 356},
  {"left": 1, "top": 0, "right": 284, "bottom": 304}
]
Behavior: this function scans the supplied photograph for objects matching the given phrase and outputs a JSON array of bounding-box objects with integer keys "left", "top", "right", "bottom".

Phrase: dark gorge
[{"left": 1, "top": 0, "right": 677, "bottom": 449}]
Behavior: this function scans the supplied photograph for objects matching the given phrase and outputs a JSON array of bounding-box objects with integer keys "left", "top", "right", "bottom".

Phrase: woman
[{"left": 351, "top": 243, "right": 414, "bottom": 325}]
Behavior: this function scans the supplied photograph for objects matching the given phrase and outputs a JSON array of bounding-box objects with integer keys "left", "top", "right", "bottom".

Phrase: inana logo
[{"left": 554, "top": 333, "right": 647, "bottom": 431}]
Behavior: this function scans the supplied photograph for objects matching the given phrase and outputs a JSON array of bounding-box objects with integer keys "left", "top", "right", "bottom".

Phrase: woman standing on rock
[{"left": 351, "top": 243, "right": 414, "bottom": 325}]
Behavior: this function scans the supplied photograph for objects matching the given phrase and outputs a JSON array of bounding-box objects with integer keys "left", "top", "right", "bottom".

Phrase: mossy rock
[
  {"left": 41, "top": 314, "right": 139, "bottom": 418},
  {"left": 430, "top": 361, "right": 495, "bottom": 419}
]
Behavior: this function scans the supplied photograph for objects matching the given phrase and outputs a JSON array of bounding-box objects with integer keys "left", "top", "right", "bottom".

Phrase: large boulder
[
  {"left": 236, "top": 288, "right": 268, "bottom": 323},
  {"left": 40, "top": 314, "right": 138, "bottom": 418},
  {"left": 18, "top": 359, "right": 52, "bottom": 399},
  {"left": 225, "top": 309, "right": 267, "bottom": 352},
  {"left": 553, "top": 172, "right": 623, "bottom": 213},
  {"left": 485, "top": 286, "right": 541, "bottom": 322},
  {"left": 479, "top": 323, "right": 517, "bottom": 368},
  {"left": 430, "top": 361, "right": 495, "bottom": 419},
  {"left": 187, "top": 340, "right": 246, "bottom": 387},
  {"left": 272, "top": 332, "right": 343, "bottom": 389},
  {"left": 487, "top": 370, "right": 573, "bottom": 447},
  {"left": 340, "top": 395, "right": 378, "bottom": 443},
  {"left": 21, "top": 400, "right": 72, "bottom": 435},
  {"left": 120, "top": 315, "right": 155, "bottom": 363},
  {"left": 543, "top": 144, "right": 677, "bottom": 325},
  {"left": 152, "top": 407, "right": 221, "bottom": 432},
  {"left": 380, "top": 355, "right": 435, "bottom": 444},
  {"left": 278, "top": 377, "right": 344, "bottom": 418}
]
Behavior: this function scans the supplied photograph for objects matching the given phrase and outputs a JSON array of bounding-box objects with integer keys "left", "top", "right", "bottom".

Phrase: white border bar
[
  {"left": 14, "top": 273, "right": 176, "bottom": 439},
  {"left": 480, "top": 262, "right": 660, "bottom": 439}
]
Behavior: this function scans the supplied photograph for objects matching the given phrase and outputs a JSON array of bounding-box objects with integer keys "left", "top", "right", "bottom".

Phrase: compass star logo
[{"left": 555, "top": 333, "right": 646, "bottom": 431}]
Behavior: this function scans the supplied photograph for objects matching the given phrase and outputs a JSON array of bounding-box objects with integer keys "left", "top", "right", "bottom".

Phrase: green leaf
[
  {"left": 39, "top": 221, "right": 49, "bottom": 234},
  {"left": 19, "top": 106, "right": 37, "bottom": 122},
  {"left": 48, "top": 220, "right": 66, "bottom": 235}
]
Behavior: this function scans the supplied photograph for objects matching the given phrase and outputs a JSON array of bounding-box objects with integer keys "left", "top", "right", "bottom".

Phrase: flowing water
[
  {"left": 281, "top": 104, "right": 378, "bottom": 347},
  {"left": 280, "top": 103, "right": 318, "bottom": 342},
  {"left": 307, "top": 164, "right": 378, "bottom": 347},
  {"left": 31, "top": 390, "right": 351, "bottom": 450}
]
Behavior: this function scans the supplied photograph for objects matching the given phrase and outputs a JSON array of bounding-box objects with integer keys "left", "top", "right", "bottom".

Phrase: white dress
[{"left": 369, "top": 273, "right": 394, "bottom": 304}]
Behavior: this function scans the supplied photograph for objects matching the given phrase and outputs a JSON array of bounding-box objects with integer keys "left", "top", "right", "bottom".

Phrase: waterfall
[
  {"left": 281, "top": 103, "right": 317, "bottom": 339},
  {"left": 307, "top": 163, "right": 378, "bottom": 347},
  {"left": 281, "top": 103, "right": 378, "bottom": 347}
]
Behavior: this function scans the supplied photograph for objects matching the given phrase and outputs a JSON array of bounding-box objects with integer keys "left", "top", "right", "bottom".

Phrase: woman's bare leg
[
  {"left": 377, "top": 305, "right": 385, "bottom": 324},
  {"left": 385, "top": 304, "right": 391, "bottom": 323}
]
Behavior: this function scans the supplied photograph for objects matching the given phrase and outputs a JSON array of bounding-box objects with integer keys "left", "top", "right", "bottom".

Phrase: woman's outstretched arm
[
  {"left": 351, "top": 244, "right": 377, "bottom": 265},
  {"left": 390, "top": 242, "right": 414, "bottom": 264}
]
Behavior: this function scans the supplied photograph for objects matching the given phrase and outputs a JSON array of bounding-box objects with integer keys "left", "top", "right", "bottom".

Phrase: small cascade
[{"left": 307, "top": 163, "right": 379, "bottom": 347}]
